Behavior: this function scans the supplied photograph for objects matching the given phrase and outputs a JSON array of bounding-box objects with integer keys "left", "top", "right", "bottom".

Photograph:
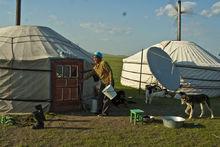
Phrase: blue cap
[{"left": 93, "top": 51, "right": 103, "bottom": 58}]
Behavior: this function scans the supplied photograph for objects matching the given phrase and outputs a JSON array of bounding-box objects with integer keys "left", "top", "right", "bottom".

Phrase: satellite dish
[{"left": 147, "top": 47, "right": 180, "bottom": 91}]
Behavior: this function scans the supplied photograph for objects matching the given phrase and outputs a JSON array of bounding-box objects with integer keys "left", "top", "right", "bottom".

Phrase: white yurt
[
  {"left": 121, "top": 40, "right": 220, "bottom": 97},
  {"left": 0, "top": 25, "right": 96, "bottom": 113}
]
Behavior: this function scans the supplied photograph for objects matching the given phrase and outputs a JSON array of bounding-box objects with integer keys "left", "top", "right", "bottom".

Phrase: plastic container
[
  {"left": 90, "top": 99, "right": 97, "bottom": 113},
  {"left": 102, "top": 84, "right": 117, "bottom": 100}
]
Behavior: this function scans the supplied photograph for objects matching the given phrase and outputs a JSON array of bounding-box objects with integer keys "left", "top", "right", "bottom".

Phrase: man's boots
[
  {"left": 35, "top": 104, "right": 46, "bottom": 121},
  {"left": 32, "top": 110, "right": 44, "bottom": 129}
]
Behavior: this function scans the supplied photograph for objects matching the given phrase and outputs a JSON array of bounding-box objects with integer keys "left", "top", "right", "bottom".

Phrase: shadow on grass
[
  {"left": 183, "top": 123, "right": 206, "bottom": 129},
  {"left": 210, "top": 117, "right": 220, "bottom": 120},
  {"left": 46, "top": 119, "right": 90, "bottom": 122},
  {"left": 44, "top": 126, "right": 93, "bottom": 130},
  {"left": 143, "top": 119, "right": 163, "bottom": 124},
  {"left": 44, "top": 86, "right": 220, "bottom": 118}
]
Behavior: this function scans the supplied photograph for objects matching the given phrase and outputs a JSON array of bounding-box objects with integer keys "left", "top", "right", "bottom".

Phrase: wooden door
[{"left": 51, "top": 59, "right": 83, "bottom": 112}]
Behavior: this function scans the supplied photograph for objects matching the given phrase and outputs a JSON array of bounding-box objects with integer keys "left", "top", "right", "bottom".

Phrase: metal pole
[
  {"left": 139, "top": 48, "right": 144, "bottom": 95},
  {"left": 177, "top": 0, "right": 181, "bottom": 41},
  {"left": 16, "top": 0, "right": 21, "bottom": 25}
]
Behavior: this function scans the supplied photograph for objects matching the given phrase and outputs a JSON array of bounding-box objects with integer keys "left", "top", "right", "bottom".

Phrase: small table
[{"left": 130, "top": 109, "right": 144, "bottom": 125}]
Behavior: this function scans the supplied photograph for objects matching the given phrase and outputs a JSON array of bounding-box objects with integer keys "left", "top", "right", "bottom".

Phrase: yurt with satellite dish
[
  {"left": 0, "top": 25, "right": 96, "bottom": 113},
  {"left": 121, "top": 40, "right": 220, "bottom": 97}
]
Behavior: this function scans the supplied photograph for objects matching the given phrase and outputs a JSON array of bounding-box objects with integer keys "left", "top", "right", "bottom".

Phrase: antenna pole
[
  {"left": 177, "top": 0, "right": 181, "bottom": 41},
  {"left": 16, "top": 0, "right": 21, "bottom": 25},
  {"left": 138, "top": 48, "right": 144, "bottom": 95}
]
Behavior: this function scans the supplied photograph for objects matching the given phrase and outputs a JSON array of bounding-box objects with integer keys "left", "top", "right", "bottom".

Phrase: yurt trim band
[
  {"left": 0, "top": 98, "right": 51, "bottom": 102},
  {"left": 0, "top": 66, "right": 51, "bottom": 72},
  {"left": 176, "top": 64, "right": 220, "bottom": 72},
  {"left": 122, "top": 69, "right": 152, "bottom": 75},
  {"left": 121, "top": 76, "right": 149, "bottom": 84}
]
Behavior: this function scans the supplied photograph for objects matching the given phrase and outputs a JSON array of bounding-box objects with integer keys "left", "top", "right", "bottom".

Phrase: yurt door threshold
[{"left": 50, "top": 59, "right": 83, "bottom": 112}]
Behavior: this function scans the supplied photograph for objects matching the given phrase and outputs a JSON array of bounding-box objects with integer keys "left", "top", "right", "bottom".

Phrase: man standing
[{"left": 85, "top": 51, "right": 114, "bottom": 116}]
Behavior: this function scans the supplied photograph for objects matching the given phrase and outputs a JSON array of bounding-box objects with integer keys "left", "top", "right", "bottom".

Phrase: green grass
[
  {"left": 0, "top": 54, "right": 220, "bottom": 147},
  {"left": 104, "top": 54, "right": 126, "bottom": 88}
]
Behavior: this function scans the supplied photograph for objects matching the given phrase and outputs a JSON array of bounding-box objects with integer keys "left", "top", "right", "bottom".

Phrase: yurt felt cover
[
  {"left": 121, "top": 41, "right": 220, "bottom": 97},
  {"left": 0, "top": 25, "right": 95, "bottom": 112}
]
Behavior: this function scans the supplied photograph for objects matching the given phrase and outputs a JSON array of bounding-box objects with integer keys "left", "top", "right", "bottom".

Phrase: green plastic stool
[{"left": 130, "top": 109, "right": 144, "bottom": 125}]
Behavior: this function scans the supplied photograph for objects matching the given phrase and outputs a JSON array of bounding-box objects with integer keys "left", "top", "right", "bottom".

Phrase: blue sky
[{"left": 0, "top": 0, "right": 220, "bottom": 57}]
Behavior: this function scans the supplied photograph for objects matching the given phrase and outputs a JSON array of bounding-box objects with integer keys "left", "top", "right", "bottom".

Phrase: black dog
[
  {"left": 179, "top": 92, "right": 214, "bottom": 119},
  {"left": 111, "top": 90, "right": 136, "bottom": 107}
]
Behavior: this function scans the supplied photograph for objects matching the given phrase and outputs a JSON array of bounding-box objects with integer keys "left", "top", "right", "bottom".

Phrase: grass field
[{"left": 0, "top": 54, "right": 220, "bottom": 147}]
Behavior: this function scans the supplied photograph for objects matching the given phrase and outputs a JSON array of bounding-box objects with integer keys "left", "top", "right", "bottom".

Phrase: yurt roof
[
  {"left": 123, "top": 40, "right": 220, "bottom": 67},
  {"left": 0, "top": 25, "right": 92, "bottom": 62}
]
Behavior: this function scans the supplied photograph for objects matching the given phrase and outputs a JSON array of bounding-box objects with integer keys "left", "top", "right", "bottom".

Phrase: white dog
[{"left": 145, "top": 85, "right": 167, "bottom": 104}]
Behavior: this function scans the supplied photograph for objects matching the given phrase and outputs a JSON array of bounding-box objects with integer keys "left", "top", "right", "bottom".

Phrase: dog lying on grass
[{"left": 179, "top": 92, "right": 214, "bottom": 119}]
